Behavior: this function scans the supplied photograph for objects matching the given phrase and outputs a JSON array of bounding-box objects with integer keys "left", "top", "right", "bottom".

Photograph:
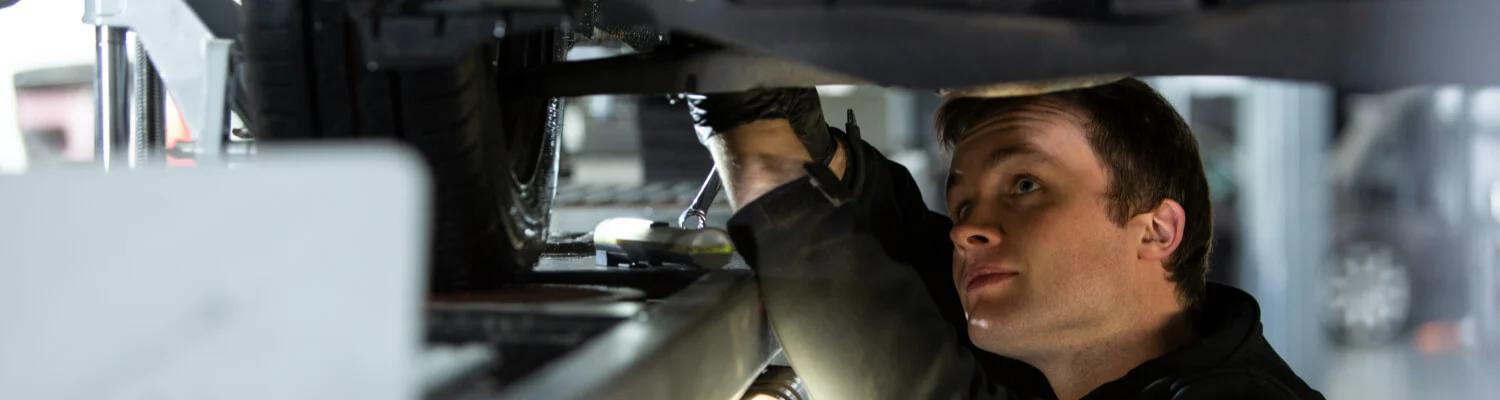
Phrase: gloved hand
[{"left": 684, "top": 87, "right": 838, "bottom": 164}]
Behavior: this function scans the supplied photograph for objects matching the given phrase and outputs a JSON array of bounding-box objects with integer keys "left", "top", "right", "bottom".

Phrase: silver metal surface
[
  {"left": 498, "top": 268, "right": 779, "bottom": 400},
  {"left": 678, "top": 166, "right": 721, "bottom": 229},
  {"left": 93, "top": 25, "right": 129, "bottom": 171},
  {"left": 86, "top": 0, "right": 233, "bottom": 162}
]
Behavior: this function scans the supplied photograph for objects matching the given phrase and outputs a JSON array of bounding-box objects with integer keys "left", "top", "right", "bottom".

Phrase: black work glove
[{"left": 684, "top": 87, "right": 839, "bottom": 164}]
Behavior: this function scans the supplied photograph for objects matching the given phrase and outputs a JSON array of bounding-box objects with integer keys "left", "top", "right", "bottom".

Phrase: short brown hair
[{"left": 935, "top": 78, "right": 1212, "bottom": 308}]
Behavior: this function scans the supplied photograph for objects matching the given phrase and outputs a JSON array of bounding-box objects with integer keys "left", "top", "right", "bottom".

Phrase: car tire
[{"left": 239, "top": 0, "right": 562, "bottom": 291}]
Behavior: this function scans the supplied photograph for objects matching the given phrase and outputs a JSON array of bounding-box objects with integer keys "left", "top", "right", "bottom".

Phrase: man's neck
[{"left": 1033, "top": 306, "right": 1197, "bottom": 400}]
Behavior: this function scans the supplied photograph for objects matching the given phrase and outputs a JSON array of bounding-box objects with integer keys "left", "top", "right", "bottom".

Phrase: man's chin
[
  {"left": 969, "top": 331, "right": 1021, "bottom": 357},
  {"left": 968, "top": 325, "right": 1037, "bottom": 360},
  {"left": 965, "top": 307, "right": 1034, "bottom": 356}
]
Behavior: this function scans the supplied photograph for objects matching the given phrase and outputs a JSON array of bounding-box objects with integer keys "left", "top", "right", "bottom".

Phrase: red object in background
[
  {"left": 1413, "top": 321, "right": 1463, "bottom": 355},
  {"left": 164, "top": 96, "right": 195, "bottom": 167},
  {"left": 15, "top": 85, "right": 92, "bottom": 162}
]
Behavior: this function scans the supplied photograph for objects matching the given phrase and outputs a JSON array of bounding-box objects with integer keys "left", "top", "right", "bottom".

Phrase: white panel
[{"left": 0, "top": 143, "right": 428, "bottom": 400}]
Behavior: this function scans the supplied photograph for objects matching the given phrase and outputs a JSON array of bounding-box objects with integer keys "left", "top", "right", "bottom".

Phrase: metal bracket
[{"left": 84, "top": 0, "right": 235, "bottom": 163}]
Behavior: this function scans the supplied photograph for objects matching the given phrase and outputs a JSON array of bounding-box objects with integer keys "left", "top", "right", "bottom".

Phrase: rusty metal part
[{"left": 429, "top": 284, "right": 646, "bottom": 303}]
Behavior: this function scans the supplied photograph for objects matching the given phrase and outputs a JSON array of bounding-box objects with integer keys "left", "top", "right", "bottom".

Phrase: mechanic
[{"left": 685, "top": 78, "right": 1324, "bottom": 399}]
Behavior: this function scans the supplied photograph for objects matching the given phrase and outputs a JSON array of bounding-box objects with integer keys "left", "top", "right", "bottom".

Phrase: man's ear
[{"left": 1137, "top": 199, "right": 1186, "bottom": 263}]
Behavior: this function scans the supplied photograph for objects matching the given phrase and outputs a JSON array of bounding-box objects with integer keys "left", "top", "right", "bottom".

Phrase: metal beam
[
  {"left": 93, "top": 26, "right": 129, "bottom": 171},
  {"left": 512, "top": 48, "right": 866, "bottom": 97},
  {"left": 615, "top": 0, "right": 1500, "bottom": 91},
  {"left": 498, "top": 269, "right": 779, "bottom": 399}
]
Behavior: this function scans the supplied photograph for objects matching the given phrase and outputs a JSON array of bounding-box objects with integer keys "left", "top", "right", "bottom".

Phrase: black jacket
[{"left": 725, "top": 136, "right": 1324, "bottom": 399}]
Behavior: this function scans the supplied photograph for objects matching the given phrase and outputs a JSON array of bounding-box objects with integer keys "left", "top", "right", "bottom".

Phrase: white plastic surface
[{"left": 0, "top": 142, "right": 429, "bottom": 400}]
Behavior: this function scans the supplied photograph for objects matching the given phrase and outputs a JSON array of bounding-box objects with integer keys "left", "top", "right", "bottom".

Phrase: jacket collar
[
  {"left": 1081, "top": 283, "right": 1266, "bottom": 398},
  {"left": 1139, "top": 283, "right": 1261, "bottom": 373}
]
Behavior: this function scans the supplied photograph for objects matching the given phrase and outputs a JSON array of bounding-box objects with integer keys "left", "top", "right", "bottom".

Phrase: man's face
[{"left": 945, "top": 101, "right": 1140, "bottom": 359}]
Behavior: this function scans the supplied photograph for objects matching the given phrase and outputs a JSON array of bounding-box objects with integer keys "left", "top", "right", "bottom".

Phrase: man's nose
[{"left": 950, "top": 218, "right": 1003, "bottom": 250}]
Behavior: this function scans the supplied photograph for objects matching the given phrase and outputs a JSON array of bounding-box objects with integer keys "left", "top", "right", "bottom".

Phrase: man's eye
[
  {"left": 1012, "top": 177, "right": 1041, "bottom": 195},
  {"left": 954, "top": 203, "right": 971, "bottom": 219}
]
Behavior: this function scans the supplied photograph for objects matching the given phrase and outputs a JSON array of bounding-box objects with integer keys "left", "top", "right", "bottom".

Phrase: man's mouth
[{"left": 963, "top": 263, "right": 1020, "bottom": 293}]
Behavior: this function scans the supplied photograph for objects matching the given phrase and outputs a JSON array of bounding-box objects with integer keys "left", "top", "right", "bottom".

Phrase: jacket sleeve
[
  {"left": 841, "top": 138, "right": 969, "bottom": 333},
  {"left": 727, "top": 167, "right": 1011, "bottom": 399},
  {"left": 833, "top": 135, "right": 1054, "bottom": 398}
]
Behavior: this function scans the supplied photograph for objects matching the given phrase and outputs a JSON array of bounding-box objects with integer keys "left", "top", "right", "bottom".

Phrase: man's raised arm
[{"left": 685, "top": 88, "right": 1009, "bottom": 399}]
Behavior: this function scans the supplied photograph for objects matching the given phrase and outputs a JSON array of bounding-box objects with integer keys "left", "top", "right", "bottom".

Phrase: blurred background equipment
[{"left": 11, "top": 65, "right": 94, "bottom": 165}]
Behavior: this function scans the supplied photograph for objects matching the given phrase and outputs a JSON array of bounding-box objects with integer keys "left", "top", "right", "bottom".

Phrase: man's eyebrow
[
  {"left": 946, "top": 142, "right": 1053, "bottom": 194},
  {"left": 986, "top": 142, "right": 1052, "bottom": 167}
]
